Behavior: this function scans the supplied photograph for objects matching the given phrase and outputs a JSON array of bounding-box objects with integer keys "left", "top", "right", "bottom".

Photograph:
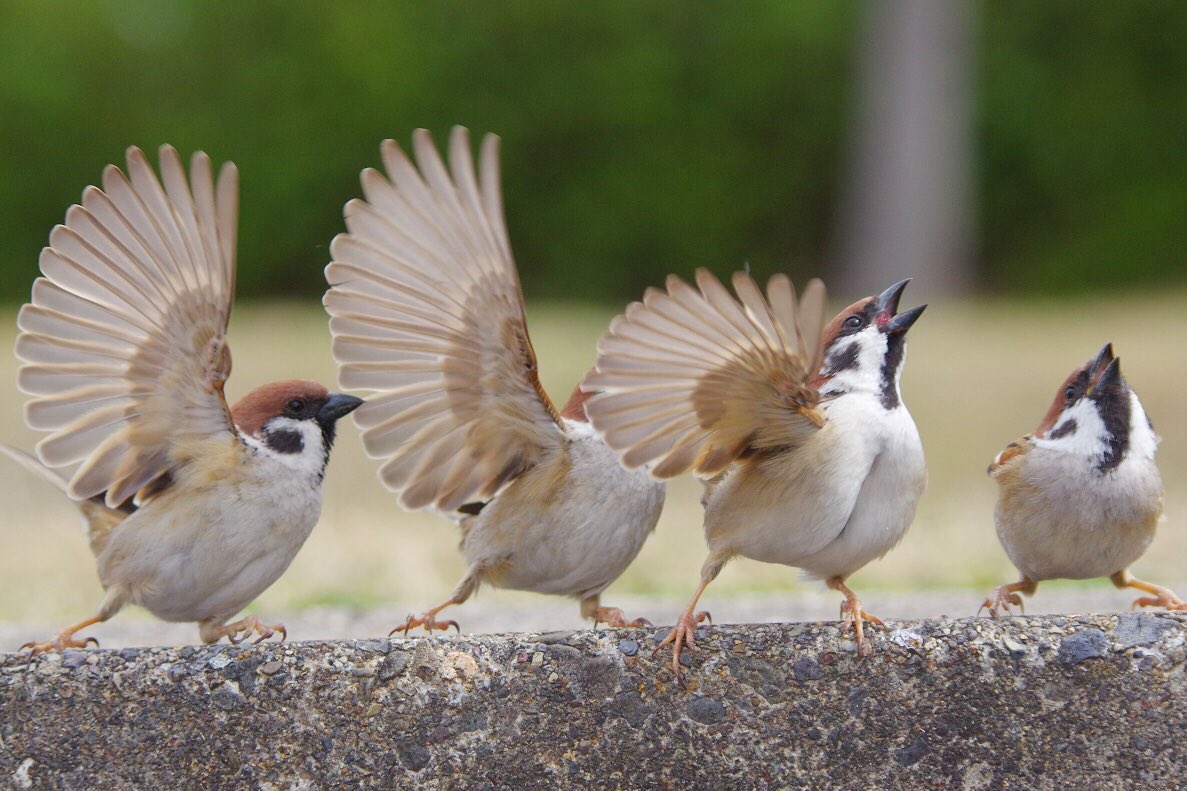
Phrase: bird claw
[
  {"left": 654, "top": 610, "right": 712, "bottom": 685},
  {"left": 592, "top": 606, "right": 653, "bottom": 629},
  {"left": 1132, "top": 594, "right": 1187, "bottom": 612},
  {"left": 216, "top": 616, "right": 286, "bottom": 646},
  {"left": 839, "top": 598, "right": 882, "bottom": 656},
  {"left": 980, "top": 587, "right": 1025, "bottom": 617},
  {"left": 19, "top": 633, "right": 99, "bottom": 656},
  {"left": 389, "top": 613, "right": 460, "bottom": 637}
]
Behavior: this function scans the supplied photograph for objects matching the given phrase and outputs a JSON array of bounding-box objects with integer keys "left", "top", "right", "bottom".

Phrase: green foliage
[{"left": 0, "top": 1, "right": 1182, "bottom": 303}]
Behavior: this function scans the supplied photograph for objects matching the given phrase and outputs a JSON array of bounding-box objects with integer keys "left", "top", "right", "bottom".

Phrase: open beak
[
  {"left": 319, "top": 393, "right": 365, "bottom": 423},
  {"left": 1092, "top": 357, "right": 1124, "bottom": 393},
  {"left": 875, "top": 278, "right": 927, "bottom": 334},
  {"left": 1089, "top": 342, "right": 1115, "bottom": 382}
]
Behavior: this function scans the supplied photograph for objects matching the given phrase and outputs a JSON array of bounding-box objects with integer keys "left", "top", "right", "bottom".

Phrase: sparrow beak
[
  {"left": 1090, "top": 342, "right": 1115, "bottom": 382},
  {"left": 875, "top": 278, "right": 927, "bottom": 334},
  {"left": 1092, "top": 357, "right": 1124, "bottom": 393},
  {"left": 319, "top": 393, "right": 365, "bottom": 423}
]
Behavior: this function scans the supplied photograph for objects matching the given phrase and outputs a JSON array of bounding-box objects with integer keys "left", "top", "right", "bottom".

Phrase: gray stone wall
[{"left": 2, "top": 613, "right": 1185, "bottom": 789}]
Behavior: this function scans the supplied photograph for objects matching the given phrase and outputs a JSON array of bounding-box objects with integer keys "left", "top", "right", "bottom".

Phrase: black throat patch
[
  {"left": 879, "top": 334, "right": 905, "bottom": 410},
  {"left": 265, "top": 429, "right": 305, "bottom": 455},
  {"left": 1091, "top": 390, "right": 1131, "bottom": 472}
]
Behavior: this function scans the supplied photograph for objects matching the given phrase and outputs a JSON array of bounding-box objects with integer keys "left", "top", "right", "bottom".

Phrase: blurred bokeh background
[{"left": 1, "top": 1, "right": 1185, "bottom": 639}]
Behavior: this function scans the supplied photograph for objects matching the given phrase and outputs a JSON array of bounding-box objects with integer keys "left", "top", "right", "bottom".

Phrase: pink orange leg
[
  {"left": 20, "top": 615, "right": 104, "bottom": 656},
  {"left": 979, "top": 578, "right": 1037, "bottom": 617},
  {"left": 827, "top": 577, "right": 884, "bottom": 656},
  {"left": 1112, "top": 571, "right": 1187, "bottom": 611}
]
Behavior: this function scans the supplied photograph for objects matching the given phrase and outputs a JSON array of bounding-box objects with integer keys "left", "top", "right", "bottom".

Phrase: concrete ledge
[{"left": 3, "top": 613, "right": 1185, "bottom": 789}]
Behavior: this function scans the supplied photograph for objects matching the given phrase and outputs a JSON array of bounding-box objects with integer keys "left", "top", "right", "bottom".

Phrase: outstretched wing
[
  {"left": 325, "top": 127, "right": 564, "bottom": 512},
  {"left": 585, "top": 269, "right": 827, "bottom": 479},
  {"left": 15, "top": 145, "right": 239, "bottom": 507}
]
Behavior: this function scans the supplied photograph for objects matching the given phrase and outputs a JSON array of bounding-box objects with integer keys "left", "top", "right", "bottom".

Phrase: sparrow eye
[
  {"left": 285, "top": 398, "right": 306, "bottom": 415},
  {"left": 843, "top": 315, "right": 862, "bottom": 329}
]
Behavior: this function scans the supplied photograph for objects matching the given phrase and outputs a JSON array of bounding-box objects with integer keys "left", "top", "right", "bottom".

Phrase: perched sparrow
[
  {"left": 585, "top": 273, "right": 926, "bottom": 678},
  {"left": 7, "top": 146, "right": 362, "bottom": 654},
  {"left": 981, "top": 343, "right": 1175, "bottom": 614},
  {"left": 323, "top": 128, "right": 665, "bottom": 633}
]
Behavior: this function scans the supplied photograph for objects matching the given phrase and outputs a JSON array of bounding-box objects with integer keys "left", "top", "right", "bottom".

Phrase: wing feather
[
  {"left": 326, "top": 127, "right": 563, "bottom": 513},
  {"left": 586, "top": 269, "right": 827, "bottom": 479},
  {"left": 16, "top": 145, "right": 239, "bottom": 506}
]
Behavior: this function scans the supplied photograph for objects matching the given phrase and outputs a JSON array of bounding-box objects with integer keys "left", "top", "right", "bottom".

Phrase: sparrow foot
[
  {"left": 215, "top": 615, "right": 287, "bottom": 645},
  {"left": 19, "top": 615, "right": 104, "bottom": 656},
  {"left": 1131, "top": 591, "right": 1187, "bottom": 611},
  {"left": 979, "top": 586, "right": 1025, "bottom": 617},
  {"left": 654, "top": 610, "right": 712, "bottom": 685},
  {"left": 20, "top": 632, "right": 100, "bottom": 657},
  {"left": 839, "top": 598, "right": 883, "bottom": 656},
  {"left": 390, "top": 611, "right": 460, "bottom": 637},
  {"left": 592, "top": 606, "right": 652, "bottom": 629}
]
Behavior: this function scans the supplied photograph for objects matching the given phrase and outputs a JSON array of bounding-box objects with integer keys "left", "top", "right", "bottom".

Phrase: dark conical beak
[
  {"left": 1090, "top": 342, "right": 1115, "bottom": 381},
  {"left": 1093, "top": 357, "right": 1124, "bottom": 392},
  {"left": 319, "top": 393, "right": 365, "bottom": 423},
  {"left": 875, "top": 278, "right": 927, "bottom": 334}
]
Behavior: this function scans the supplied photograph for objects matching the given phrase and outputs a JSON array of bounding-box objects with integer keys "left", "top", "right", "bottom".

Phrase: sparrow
[
  {"left": 584, "top": 273, "right": 927, "bottom": 679},
  {"left": 981, "top": 343, "right": 1175, "bottom": 614},
  {"left": 322, "top": 127, "right": 665, "bottom": 633},
  {"left": 7, "top": 145, "right": 362, "bottom": 654}
]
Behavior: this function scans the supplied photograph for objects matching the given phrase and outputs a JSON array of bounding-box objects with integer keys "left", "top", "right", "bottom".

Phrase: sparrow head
[
  {"left": 1033, "top": 343, "right": 1156, "bottom": 471},
  {"left": 813, "top": 278, "right": 926, "bottom": 408},
  {"left": 231, "top": 380, "right": 364, "bottom": 471}
]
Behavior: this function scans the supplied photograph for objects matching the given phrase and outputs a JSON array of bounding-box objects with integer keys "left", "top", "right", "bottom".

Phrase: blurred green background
[
  {"left": 0, "top": 0, "right": 1184, "bottom": 304},
  {"left": 2, "top": 2, "right": 1187, "bottom": 636}
]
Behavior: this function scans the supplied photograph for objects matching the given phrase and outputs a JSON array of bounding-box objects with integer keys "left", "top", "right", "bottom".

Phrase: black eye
[
  {"left": 843, "top": 315, "right": 862, "bottom": 329},
  {"left": 1064, "top": 386, "right": 1076, "bottom": 400},
  {"left": 285, "top": 398, "right": 306, "bottom": 414}
]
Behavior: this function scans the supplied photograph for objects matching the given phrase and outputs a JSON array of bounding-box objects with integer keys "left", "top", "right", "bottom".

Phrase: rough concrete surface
[{"left": 2, "top": 613, "right": 1186, "bottom": 790}]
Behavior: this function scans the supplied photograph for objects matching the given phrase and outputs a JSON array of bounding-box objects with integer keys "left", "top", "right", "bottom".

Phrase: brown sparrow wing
[
  {"left": 585, "top": 269, "right": 827, "bottom": 479},
  {"left": 15, "top": 145, "right": 239, "bottom": 508},
  {"left": 325, "top": 127, "right": 564, "bottom": 512},
  {"left": 988, "top": 436, "right": 1032, "bottom": 477}
]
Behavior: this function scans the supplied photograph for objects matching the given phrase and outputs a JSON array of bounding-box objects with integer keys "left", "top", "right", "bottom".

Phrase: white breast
[{"left": 704, "top": 393, "right": 926, "bottom": 580}]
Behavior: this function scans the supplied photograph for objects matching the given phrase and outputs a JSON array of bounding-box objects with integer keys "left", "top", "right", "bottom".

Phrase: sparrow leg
[
  {"left": 20, "top": 615, "right": 104, "bottom": 656},
  {"left": 655, "top": 555, "right": 726, "bottom": 685},
  {"left": 826, "top": 577, "right": 884, "bottom": 655},
  {"left": 580, "top": 595, "right": 652, "bottom": 628},
  {"left": 391, "top": 569, "right": 481, "bottom": 636},
  {"left": 978, "top": 578, "right": 1037, "bottom": 617},
  {"left": 201, "top": 615, "right": 287, "bottom": 645},
  {"left": 1111, "top": 571, "right": 1187, "bottom": 611}
]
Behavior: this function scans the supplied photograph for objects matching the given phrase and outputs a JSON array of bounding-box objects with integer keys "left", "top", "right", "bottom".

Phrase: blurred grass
[{"left": 3, "top": 293, "right": 1187, "bottom": 624}]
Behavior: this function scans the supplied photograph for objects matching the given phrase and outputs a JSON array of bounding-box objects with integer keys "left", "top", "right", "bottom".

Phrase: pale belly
[
  {"left": 461, "top": 429, "right": 665, "bottom": 600},
  {"left": 995, "top": 457, "right": 1162, "bottom": 581},
  {"left": 97, "top": 482, "right": 321, "bottom": 624}
]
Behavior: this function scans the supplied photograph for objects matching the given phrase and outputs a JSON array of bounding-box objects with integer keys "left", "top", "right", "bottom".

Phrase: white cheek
[
  {"left": 251, "top": 417, "right": 327, "bottom": 475},
  {"left": 820, "top": 326, "right": 887, "bottom": 395},
  {"left": 1036, "top": 399, "right": 1108, "bottom": 457},
  {"left": 1128, "top": 392, "right": 1159, "bottom": 460}
]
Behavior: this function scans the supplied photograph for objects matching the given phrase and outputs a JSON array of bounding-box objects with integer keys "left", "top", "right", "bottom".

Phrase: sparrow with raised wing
[
  {"left": 585, "top": 273, "right": 927, "bottom": 678},
  {"left": 7, "top": 146, "right": 362, "bottom": 654},
  {"left": 323, "top": 128, "right": 665, "bottom": 633},
  {"left": 981, "top": 343, "right": 1175, "bottom": 614}
]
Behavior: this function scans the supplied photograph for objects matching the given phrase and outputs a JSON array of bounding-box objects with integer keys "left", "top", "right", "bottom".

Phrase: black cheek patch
[
  {"left": 1049, "top": 418, "right": 1077, "bottom": 439},
  {"left": 824, "top": 341, "right": 860, "bottom": 376},
  {"left": 265, "top": 429, "right": 305, "bottom": 455}
]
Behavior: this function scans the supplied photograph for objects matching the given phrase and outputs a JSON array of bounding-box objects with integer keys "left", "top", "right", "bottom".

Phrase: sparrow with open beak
[
  {"left": 585, "top": 275, "right": 927, "bottom": 679},
  {"left": 981, "top": 343, "right": 1174, "bottom": 614},
  {"left": 7, "top": 146, "right": 362, "bottom": 654},
  {"left": 323, "top": 128, "right": 665, "bottom": 633}
]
